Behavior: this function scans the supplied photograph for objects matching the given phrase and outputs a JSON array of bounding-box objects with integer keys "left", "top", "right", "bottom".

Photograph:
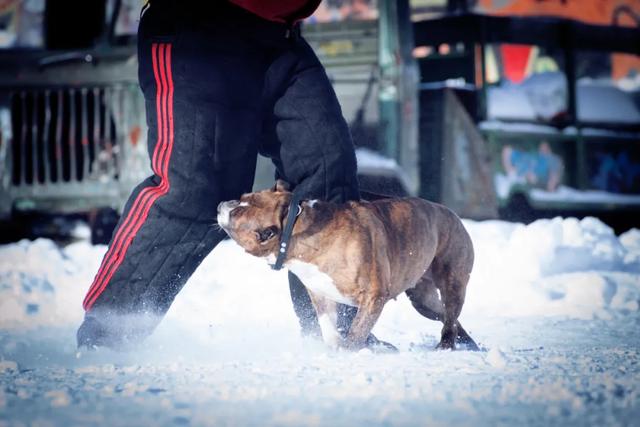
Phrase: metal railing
[{"left": 8, "top": 85, "right": 140, "bottom": 187}]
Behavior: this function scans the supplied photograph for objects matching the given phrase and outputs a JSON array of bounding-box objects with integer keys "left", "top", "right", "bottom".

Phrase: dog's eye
[{"left": 255, "top": 226, "right": 277, "bottom": 243}]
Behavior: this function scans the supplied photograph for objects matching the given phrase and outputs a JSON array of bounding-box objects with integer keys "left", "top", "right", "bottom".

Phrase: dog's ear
[
  {"left": 273, "top": 179, "right": 292, "bottom": 193},
  {"left": 277, "top": 192, "right": 293, "bottom": 226}
]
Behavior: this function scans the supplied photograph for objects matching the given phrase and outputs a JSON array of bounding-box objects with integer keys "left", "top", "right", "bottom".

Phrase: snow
[
  {"left": 578, "top": 82, "right": 640, "bottom": 124},
  {"left": 356, "top": 147, "right": 400, "bottom": 171},
  {"left": 487, "top": 72, "right": 640, "bottom": 124},
  {"left": 1, "top": 217, "right": 639, "bottom": 425},
  {"left": 355, "top": 148, "right": 415, "bottom": 196},
  {"left": 494, "top": 174, "right": 640, "bottom": 207},
  {"left": 480, "top": 120, "right": 561, "bottom": 135},
  {"left": 529, "top": 187, "right": 640, "bottom": 206},
  {"left": 480, "top": 121, "right": 640, "bottom": 140}
]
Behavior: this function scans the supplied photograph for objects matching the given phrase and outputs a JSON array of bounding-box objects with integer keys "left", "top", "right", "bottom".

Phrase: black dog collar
[{"left": 271, "top": 195, "right": 303, "bottom": 271}]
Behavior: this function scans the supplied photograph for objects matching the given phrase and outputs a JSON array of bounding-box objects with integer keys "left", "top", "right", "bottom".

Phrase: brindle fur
[{"left": 218, "top": 181, "right": 478, "bottom": 351}]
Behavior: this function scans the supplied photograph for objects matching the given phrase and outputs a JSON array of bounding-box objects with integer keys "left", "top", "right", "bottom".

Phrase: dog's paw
[
  {"left": 456, "top": 340, "right": 481, "bottom": 352},
  {"left": 337, "top": 341, "right": 359, "bottom": 352},
  {"left": 337, "top": 334, "right": 398, "bottom": 353},
  {"left": 318, "top": 314, "right": 343, "bottom": 350},
  {"left": 435, "top": 340, "right": 456, "bottom": 351},
  {"left": 323, "top": 334, "right": 343, "bottom": 350},
  {"left": 366, "top": 334, "right": 398, "bottom": 354}
]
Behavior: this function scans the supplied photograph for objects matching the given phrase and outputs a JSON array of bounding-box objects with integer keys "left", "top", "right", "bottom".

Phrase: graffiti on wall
[{"left": 477, "top": 0, "right": 640, "bottom": 80}]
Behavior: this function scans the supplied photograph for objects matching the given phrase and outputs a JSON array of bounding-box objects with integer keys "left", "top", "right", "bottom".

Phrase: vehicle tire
[
  {"left": 90, "top": 208, "right": 119, "bottom": 245},
  {"left": 0, "top": 217, "right": 30, "bottom": 244},
  {"left": 499, "top": 193, "right": 535, "bottom": 223}
]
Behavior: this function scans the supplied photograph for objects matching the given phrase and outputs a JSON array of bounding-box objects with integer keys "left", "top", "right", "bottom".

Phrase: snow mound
[
  {"left": 463, "top": 217, "right": 639, "bottom": 319},
  {"left": 487, "top": 71, "right": 640, "bottom": 124},
  {"left": 0, "top": 217, "right": 637, "bottom": 336},
  {"left": 0, "top": 239, "right": 104, "bottom": 330}
]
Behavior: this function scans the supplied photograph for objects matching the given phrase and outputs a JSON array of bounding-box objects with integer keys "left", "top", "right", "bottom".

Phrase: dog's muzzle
[{"left": 217, "top": 200, "right": 239, "bottom": 228}]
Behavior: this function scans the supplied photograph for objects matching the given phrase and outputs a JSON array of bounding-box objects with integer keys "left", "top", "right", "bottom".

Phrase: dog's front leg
[
  {"left": 307, "top": 291, "right": 341, "bottom": 349},
  {"left": 343, "top": 294, "right": 386, "bottom": 350}
]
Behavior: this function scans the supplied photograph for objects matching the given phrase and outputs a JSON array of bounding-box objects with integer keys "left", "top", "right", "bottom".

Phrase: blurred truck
[
  {"left": 0, "top": 0, "right": 147, "bottom": 242},
  {"left": 1, "top": 0, "right": 435, "bottom": 243}
]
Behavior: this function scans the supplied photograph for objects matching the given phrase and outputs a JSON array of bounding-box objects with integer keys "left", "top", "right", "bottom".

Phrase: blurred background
[
  {"left": 0, "top": 4, "right": 639, "bottom": 425},
  {"left": 0, "top": 0, "right": 638, "bottom": 244}
]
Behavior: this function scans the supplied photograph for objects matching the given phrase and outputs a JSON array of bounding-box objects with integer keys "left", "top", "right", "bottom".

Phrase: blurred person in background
[{"left": 502, "top": 141, "right": 563, "bottom": 192}]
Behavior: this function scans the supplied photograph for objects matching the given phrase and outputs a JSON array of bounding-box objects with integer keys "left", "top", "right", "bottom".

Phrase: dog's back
[{"left": 347, "top": 197, "right": 473, "bottom": 297}]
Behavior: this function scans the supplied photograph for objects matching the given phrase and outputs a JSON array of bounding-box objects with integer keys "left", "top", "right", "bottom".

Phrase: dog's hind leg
[
  {"left": 435, "top": 260, "right": 472, "bottom": 350},
  {"left": 405, "top": 272, "right": 443, "bottom": 322},
  {"left": 407, "top": 268, "right": 479, "bottom": 351}
]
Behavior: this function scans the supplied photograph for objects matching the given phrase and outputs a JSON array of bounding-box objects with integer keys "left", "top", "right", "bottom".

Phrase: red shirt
[{"left": 228, "top": 0, "right": 321, "bottom": 23}]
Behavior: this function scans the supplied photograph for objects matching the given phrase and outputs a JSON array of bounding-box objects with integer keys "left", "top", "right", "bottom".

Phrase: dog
[{"left": 217, "top": 180, "right": 479, "bottom": 351}]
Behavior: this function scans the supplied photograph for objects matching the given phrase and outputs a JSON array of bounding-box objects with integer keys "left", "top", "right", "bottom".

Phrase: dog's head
[{"left": 217, "top": 180, "right": 292, "bottom": 258}]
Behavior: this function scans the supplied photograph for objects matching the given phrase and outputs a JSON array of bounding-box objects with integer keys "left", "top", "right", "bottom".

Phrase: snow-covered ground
[{"left": 1, "top": 217, "right": 639, "bottom": 426}]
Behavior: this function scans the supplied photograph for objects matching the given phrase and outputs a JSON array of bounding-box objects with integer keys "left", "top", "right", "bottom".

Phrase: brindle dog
[{"left": 217, "top": 181, "right": 479, "bottom": 351}]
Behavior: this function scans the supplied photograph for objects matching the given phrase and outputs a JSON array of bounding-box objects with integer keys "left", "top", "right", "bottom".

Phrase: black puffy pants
[{"left": 77, "top": 1, "right": 360, "bottom": 348}]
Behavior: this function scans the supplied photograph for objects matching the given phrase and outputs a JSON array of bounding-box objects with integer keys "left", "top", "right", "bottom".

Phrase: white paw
[{"left": 318, "top": 313, "right": 342, "bottom": 350}]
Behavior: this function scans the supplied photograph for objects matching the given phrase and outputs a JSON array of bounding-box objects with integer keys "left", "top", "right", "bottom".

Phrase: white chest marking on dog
[
  {"left": 262, "top": 254, "right": 276, "bottom": 265},
  {"left": 318, "top": 313, "right": 341, "bottom": 348},
  {"left": 286, "top": 260, "right": 355, "bottom": 306}
]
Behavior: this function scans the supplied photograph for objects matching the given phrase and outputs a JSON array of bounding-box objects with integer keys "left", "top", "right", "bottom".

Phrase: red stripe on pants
[{"left": 83, "top": 43, "right": 175, "bottom": 311}]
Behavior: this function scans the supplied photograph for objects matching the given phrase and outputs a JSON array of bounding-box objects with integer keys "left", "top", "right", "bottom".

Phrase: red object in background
[
  {"left": 130, "top": 126, "right": 141, "bottom": 147},
  {"left": 500, "top": 44, "right": 533, "bottom": 83},
  {"left": 228, "top": 0, "right": 321, "bottom": 23}
]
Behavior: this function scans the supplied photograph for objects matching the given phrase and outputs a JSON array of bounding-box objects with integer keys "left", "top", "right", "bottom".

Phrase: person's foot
[
  {"left": 76, "top": 316, "right": 118, "bottom": 350},
  {"left": 365, "top": 333, "right": 398, "bottom": 353}
]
